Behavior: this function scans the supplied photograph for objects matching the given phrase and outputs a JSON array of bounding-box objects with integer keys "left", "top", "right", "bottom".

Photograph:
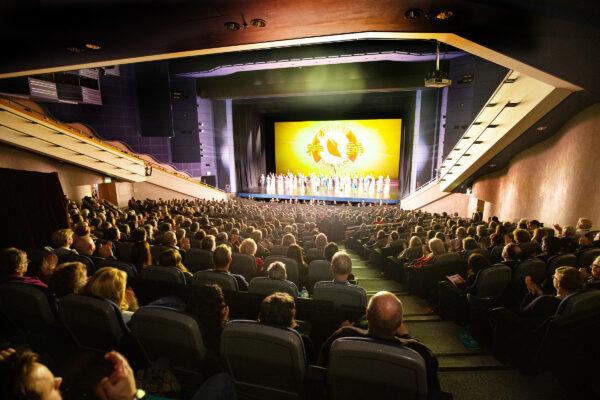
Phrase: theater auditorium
[{"left": 0, "top": 1, "right": 599, "bottom": 399}]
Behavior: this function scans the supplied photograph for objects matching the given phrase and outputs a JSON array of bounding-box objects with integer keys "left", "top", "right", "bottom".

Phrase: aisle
[{"left": 344, "top": 247, "right": 567, "bottom": 400}]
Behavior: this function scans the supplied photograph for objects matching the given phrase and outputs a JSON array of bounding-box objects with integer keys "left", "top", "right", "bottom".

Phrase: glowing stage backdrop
[{"left": 275, "top": 119, "right": 401, "bottom": 179}]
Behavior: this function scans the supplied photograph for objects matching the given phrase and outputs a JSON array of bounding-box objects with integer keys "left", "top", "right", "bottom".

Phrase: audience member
[
  {"left": 318, "top": 291, "right": 440, "bottom": 392},
  {"left": 212, "top": 244, "right": 249, "bottom": 291},
  {"left": 48, "top": 261, "right": 88, "bottom": 297}
]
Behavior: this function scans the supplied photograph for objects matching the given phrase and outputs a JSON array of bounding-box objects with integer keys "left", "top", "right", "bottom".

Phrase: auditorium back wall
[{"left": 472, "top": 103, "right": 600, "bottom": 227}]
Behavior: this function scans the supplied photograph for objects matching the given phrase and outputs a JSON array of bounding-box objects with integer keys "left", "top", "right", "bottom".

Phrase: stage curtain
[
  {"left": 233, "top": 105, "right": 266, "bottom": 190},
  {"left": 0, "top": 168, "right": 69, "bottom": 249}
]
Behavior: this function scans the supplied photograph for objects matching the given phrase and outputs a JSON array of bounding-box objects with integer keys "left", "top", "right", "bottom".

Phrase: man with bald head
[{"left": 318, "top": 291, "right": 440, "bottom": 392}]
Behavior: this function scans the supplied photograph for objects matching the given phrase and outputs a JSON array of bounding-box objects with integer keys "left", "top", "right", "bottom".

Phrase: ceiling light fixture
[
  {"left": 536, "top": 126, "right": 548, "bottom": 132},
  {"left": 251, "top": 18, "right": 266, "bottom": 28},
  {"left": 66, "top": 46, "right": 85, "bottom": 53},
  {"left": 404, "top": 8, "right": 423, "bottom": 20},
  {"left": 85, "top": 43, "right": 101, "bottom": 50},
  {"left": 224, "top": 21, "right": 241, "bottom": 31},
  {"left": 434, "top": 10, "right": 454, "bottom": 20}
]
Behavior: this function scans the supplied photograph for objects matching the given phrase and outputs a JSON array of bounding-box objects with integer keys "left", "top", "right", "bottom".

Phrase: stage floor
[{"left": 238, "top": 181, "right": 401, "bottom": 204}]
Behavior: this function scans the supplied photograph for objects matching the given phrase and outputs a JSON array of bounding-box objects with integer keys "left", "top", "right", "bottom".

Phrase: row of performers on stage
[{"left": 259, "top": 172, "right": 392, "bottom": 194}]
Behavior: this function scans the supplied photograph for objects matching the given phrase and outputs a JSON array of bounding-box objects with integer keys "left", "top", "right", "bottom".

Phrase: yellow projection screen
[{"left": 275, "top": 119, "right": 402, "bottom": 179}]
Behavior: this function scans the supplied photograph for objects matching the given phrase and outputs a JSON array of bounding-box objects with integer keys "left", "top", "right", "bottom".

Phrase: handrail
[{"left": 0, "top": 96, "right": 225, "bottom": 193}]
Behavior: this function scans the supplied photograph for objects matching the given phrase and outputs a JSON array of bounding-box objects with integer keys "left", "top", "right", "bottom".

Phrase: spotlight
[
  {"left": 224, "top": 21, "right": 241, "bottom": 31},
  {"left": 404, "top": 8, "right": 423, "bottom": 20},
  {"left": 85, "top": 43, "right": 101, "bottom": 50},
  {"left": 435, "top": 10, "right": 454, "bottom": 20},
  {"left": 251, "top": 18, "right": 266, "bottom": 28}
]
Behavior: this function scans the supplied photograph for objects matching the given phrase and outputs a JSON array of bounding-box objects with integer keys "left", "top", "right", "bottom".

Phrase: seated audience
[
  {"left": 412, "top": 238, "right": 447, "bottom": 268},
  {"left": 186, "top": 284, "right": 229, "bottom": 355},
  {"left": 521, "top": 266, "right": 581, "bottom": 318},
  {"left": 82, "top": 267, "right": 138, "bottom": 323},
  {"left": 398, "top": 236, "right": 423, "bottom": 261},
  {"left": 318, "top": 291, "right": 440, "bottom": 392},
  {"left": 48, "top": 261, "right": 88, "bottom": 297},
  {"left": 130, "top": 228, "right": 152, "bottom": 272},
  {"left": 158, "top": 248, "right": 192, "bottom": 280},
  {"left": 25, "top": 249, "right": 58, "bottom": 284},
  {"left": 212, "top": 244, "right": 249, "bottom": 291},
  {"left": 258, "top": 292, "right": 315, "bottom": 362},
  {"left": 239, "top": 237, "right": 264, "bottom": 270},
  {"left": 51, "top": 229, "right": 78, "bottom": 256},
  {"left": 287, "top": 243, "right": 308, "bottom": 278},
  {"left": 0, "top": 247, "right": 47, "bottom": 288},
  {"left": 0, "top": 348, "right": 139, "bottom": 400}
]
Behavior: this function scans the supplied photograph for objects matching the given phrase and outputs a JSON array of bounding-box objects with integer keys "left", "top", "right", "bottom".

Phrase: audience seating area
[{"left": 2, "top": 195, "right": 600, "bottom": 399}]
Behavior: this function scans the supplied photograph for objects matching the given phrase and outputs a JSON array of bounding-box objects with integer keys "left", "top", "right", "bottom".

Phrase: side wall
[
  {"left": 0, "top": 142, "right": 219, "bottom": 204},
  {"left": 472, "top": 103, "right": 600, "bottom": 227},
  {"left": 0, "top": 142, "right": 103, "bottom": 199}
]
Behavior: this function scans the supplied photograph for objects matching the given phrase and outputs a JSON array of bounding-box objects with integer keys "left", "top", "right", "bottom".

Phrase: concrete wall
[
  {"left": 402, "top": 181, "right": 471, "bottom": 217},
  {"left": 0, "top": 142, "right": 103, "bottom": 199},
  {"left": 0, "top": 142, "right": 225, "bottom": 204},
  {"left": 472, "top": 103, "right": 600, "bottom": 227}
]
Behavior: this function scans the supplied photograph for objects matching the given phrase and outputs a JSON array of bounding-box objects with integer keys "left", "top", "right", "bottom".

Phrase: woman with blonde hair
[{"left": 82, "top": 267, "right": 138, "bottom": 322}]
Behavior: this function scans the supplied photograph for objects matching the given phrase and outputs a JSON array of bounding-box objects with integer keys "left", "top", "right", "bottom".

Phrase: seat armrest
[{"left": 305, "top": 365, "right": 326, "bottom": 382}]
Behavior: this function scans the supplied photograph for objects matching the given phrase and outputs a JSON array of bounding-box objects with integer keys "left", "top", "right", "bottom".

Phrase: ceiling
[
  {"left": 1, "top": 0, "right": 598, "bottom": 96},
  {"left": 0, "top": 0, "right": 598, "bottom": 196}
]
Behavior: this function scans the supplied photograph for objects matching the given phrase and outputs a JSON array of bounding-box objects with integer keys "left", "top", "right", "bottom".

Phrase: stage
[{"left": 237, "top": 180, "right": 401, "bottom": 205}]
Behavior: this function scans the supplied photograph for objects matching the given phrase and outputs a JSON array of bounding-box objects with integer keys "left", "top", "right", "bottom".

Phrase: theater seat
[
  {"left": 248, "top": 277, "right": 299, "bottom": 298},
  {"left": 313, "top": 281, "right": 367, "bottom": 308},
  {"left": 328, "top": 337, "right": 427, "bottom": 400},
  {"left": 93, "top": 257, "right": 138, "bottom": 279},
  {"left": 264, "top": 256, "right": 300, "bottom": 286},
  {"left": 0, "top": 283, "right": 77, "bottom": 362},
  {"left": 0, "top": 282, "right": 56, "bottom": 332},
  {"left": 221, "top": 320, "right": 306, "bottom": 400},
  {"left": 59, "top": 294, "right": 129, "bottom": 352},
  {"left": 306, "top": 248, "right": 325, "bottom": 263},
  {"left": 307, "top": 260, "right": 333, "bottom": 290},
  {"left": 58, "top": 253, "right": 95, "bottom": 275},
  {"left": 129, "top": 307, "right": 206, "bottom": 383},
  {"left": 150, "top": 245, "right": 171, "bottom": 264},
  {"left": 270, "top": 245, "right": 288, "bottom": 255},
  {"left": 115, "top": 242, "right": 134, "bottom": 262},
  {"left": 467, "top": 264, "right": 512, "bottom": 317},
  {"left": 230, "top": 253, "right": 257, "bottom": 282},
  {"left": 192, "top": 270, "right": 238, "bottom": 291},
  {"left": 512, "top": 259, "right": 546, "bottom": 290},
  {"left": 578, "top": 248, "right": 600, "bottom": 268},
  {"left": 141, "top": 265, "right": 187, "bottom": 284},
  {"left": 556, "top": 289, "right": 600, "bottom": 316},
  {"left": 185, "top": 249, "right": 214, "bottom": 272}
]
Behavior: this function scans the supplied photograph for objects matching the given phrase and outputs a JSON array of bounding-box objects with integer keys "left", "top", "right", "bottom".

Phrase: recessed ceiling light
[
  {"left": 251, "top": 18, "right": 266, "bottom": 28},
  {"left": 404, "top": 8, "right": 423, "bottom": 20},
  {"left": 536, "top": 126, "right": 548, "bottom": 132},
  {"left": 435, "top": 10, "right": 454, "bottom": 20},
  {"left": 66, "top": 46, "right": 85, "bottom": 53},
  {"left": 224, "top": 21, "right": 241, "bottom": 31},
  {"left": 85, "top": 43, "right": 101, "bottom": 50}
]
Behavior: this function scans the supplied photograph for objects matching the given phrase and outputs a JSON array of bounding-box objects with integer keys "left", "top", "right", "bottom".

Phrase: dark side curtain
[
  {"left": 400, "top": 93, "right": 416, "bottom": 197},
  {"left": 0, "top": 168, "right": 68, "bottom": 249},
  {"left": 233, "top": 105, "right": 266, "bottom": 190}
]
